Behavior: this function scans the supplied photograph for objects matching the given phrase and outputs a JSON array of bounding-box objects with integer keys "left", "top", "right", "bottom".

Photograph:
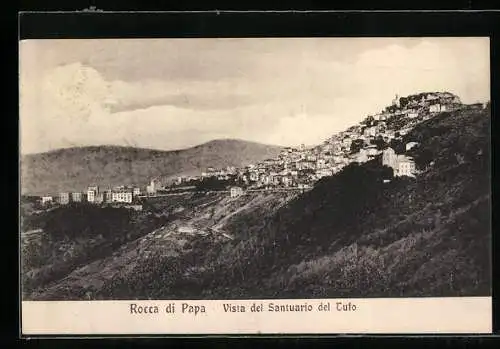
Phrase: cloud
[
  {"left": 19, "top": 62, "right": 281, "bottom": 152},
  {"left": 20, "top": 38, "right": 490, "bottom": 154},
  {"left": 349, "top": 39, "right": 490, "bottom": 104},
  {"left": 107, "top": 91, "right": 256, "bottom": 113}
]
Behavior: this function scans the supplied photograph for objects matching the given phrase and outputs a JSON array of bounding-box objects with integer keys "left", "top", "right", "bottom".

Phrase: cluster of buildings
[
  {"left": 201, "top": 166, "right": 237, "bottom": 180},
  {"left": 174, "top": 92, "right": 464, "bottom": 189},
  {"left": 37, "top": 91, "right": 480, "bottom": 205},
  {"left": 230, "top": 186, "right": 244, "bottom": 198},
  {"left": 40, "top": 185, "right": 142, "bottom": 206},
  {"left": 383, "top": 91, "right": 461, "bottom": 117},
  {"left": 381, "top": 148, "right": 417, "bottom": 177}
]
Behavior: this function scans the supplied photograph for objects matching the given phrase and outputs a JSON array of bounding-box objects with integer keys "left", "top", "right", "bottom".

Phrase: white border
[{"left": 22, "top": 297, "right": 492, "bottom": 335}]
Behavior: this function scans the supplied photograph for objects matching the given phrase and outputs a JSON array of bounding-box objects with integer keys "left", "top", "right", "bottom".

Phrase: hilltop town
[
  {"left": 35, "top": 91, "right": 488, "bottom": 208},
  {"left": 21, "top": 90, "right": 492, "bottom": 302}
]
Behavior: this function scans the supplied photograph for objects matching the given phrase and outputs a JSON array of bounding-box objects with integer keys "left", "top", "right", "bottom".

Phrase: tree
[
  {"left": 196, "top": 177, "right": 229, "bottom": 191},
  {"left": 364, "top": 115, "right": 375, "bottom": 126},
  {"left": 399, "top": 96, "right": 408, "bottom": 108},
  {"left": 350, "top": 139, "right": 365, "bottom": 154},
  {"left": 389, "top": 138, "right": 405, "bottom": 153},
  {"left": 372, "top": 136, "right": 387, "bottom": 150}
]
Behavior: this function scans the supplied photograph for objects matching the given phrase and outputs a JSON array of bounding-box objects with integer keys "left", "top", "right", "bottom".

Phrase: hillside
[
  {"left": 22, "top": 105, "right": 491, "bottom": 300},
  {"left": 189, "top": 104, "right": 491, "bottom": 299},
  {"left": 22, "top": 191, "right": 300, "bottom": 300},
  {"left": 20, "top": 139, "right": 283, "bottom": 195},
  {"left": 103, "top": 104, "right": 491, "bottom": 299}
]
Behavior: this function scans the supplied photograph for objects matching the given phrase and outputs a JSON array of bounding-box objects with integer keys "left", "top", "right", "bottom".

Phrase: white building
[
  {"left": 178, "top": 226, "right": 196, "bottom": 234},
  {"left": 87, "top": 186, "right": 99, "bottom": 203},
  {"left": 405, "top": 142, "right": 419, "bottom": 151},
  {"left": 58, "top": 192, "right": 70, "bottom": 205},
  {"left": 316, "top": 158, "right": 327, "bottom": 169},
  {"left": 133, "top": 187, "right": 141, "bottom": 196},
  {"left": 112, "top": 190, "right": 133, "bottom": 203},
  {"left": 382, "top": 130, "right": 396, "bottom": 142},
  {"left": 71, "top": 192, "right": 82, "bottom": 202},
  {"left": 332, "top": 155, "right": 344, "bottom": 164},
  {"left": 405, "top": 110, "right": 419, "bottom": 118},
  {"left": 395, "top": 158, "right": 416, "bottom": 177},
  {"left": 103, "top": 188, "right": 113, "bottom": 202},
  {"left": 146, "top": 179, "right": 157, "bottom": 195},
  {"left": 382, "top": 147, "right": 416, "bottom": 177},
  {"left": 260, "top": 175, "right": 270, "bottom": 185},
  {"left": 382, "top": 148, "right": 398, "bottom": 169},
  {"left": 366, "top": 145, "right": 379, "bottom": 156},
  {"left": 363, "top": 126, "right": 377, "bottom": 138},
  {"left": 429, "top": 103, "right": 447, "bottom": 113},
  {"left": 316, "top": 168, "right": 333, "bottom": 178},
  {"left": 230, "top": 186, "right": 244, "bottom": 198},
  {"left": 94, "top": 192, "right": 104, "bottom": 204},
  {"left": 399, "top": 128, "right": 410, "bottom": 136},
  {"left": 41, "top": 196, "right": 53, "bottom": 205},
  {"left": 125, "top": 204, "right": 143, "bottom": 211},
  {"left": 342, "top": 137, "right": 353, "bottom": 148},
  {"left": 249, "top": 172, "right": 259, "bottom": 181},
  {"left": 355, "top": 150, "right": 369, "bottom": 163}
]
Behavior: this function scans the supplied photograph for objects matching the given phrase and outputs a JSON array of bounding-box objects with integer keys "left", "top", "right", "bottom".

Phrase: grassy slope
[
  {"left": 21, "top": 139, "right": 283, "bottom": 195},
  {"left": 21, "top": 203, "right": 171, "bottom": 299},
  {"left": 187, "top": 106, "right": 491, "bottom": 298}
]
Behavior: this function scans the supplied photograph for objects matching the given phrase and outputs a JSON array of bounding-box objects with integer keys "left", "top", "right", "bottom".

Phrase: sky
[{"left": 19, "top": 37, "right": 490, "bottom": 154}]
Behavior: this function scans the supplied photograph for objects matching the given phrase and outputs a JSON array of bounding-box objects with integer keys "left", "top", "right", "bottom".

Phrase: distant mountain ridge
[
  {"left": 26, "top": 104, "right": 491, "bottom": 300},
  {"left": 21, "top": 139, "right": 284, "bottom": 196}
]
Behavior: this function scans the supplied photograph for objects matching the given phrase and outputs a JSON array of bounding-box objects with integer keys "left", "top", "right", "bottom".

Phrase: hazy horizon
[
  {"left": 21, "top": 137, "right": 291, "bottom": 156},
  {"left": 20, "top": 37, "right": 490, "bottom": 154}
]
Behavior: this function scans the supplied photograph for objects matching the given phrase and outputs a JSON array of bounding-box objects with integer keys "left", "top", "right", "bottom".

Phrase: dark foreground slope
[
  {"left": 22, "top": 106, "right": 491, "bottom": 300},
  {"left": 22, "top": 191, "right": 299, "bottom": 300},
  {"left": 21, "top": 139, "right": 283, "bottom": 195},
  {"left": 195, "top": 105, "right": 491, "bottom": 298},
  {"left": 105, "top": 105, "right": 490, "bottom": 299}
]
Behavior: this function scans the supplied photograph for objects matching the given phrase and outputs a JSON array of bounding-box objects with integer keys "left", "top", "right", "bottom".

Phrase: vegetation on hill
[
  {"left": 22, "top": 105, "right": 491, "bottom": 300},
  {"left": 94, "top": 105, "right": 490, "bottom": 299},
  {"left": 21, "top": 139, "right": 283, "bottom": 195},
  {"left": 21, "top": 203, "right": 168, "bottom": 298},
  {"left": 209, "top": 104, "right": 489, "bottom": 299}
]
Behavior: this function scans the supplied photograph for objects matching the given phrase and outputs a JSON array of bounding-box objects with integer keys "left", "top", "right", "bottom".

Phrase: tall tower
[
  {"left": 392, "top": 94, "right": 400, "bottom": 108},
  {"left": 382, "top": 148, "right": 397, "bottom": 169},
  {"left": 146, "top": 178, "right": 158, "bottom": 195}
]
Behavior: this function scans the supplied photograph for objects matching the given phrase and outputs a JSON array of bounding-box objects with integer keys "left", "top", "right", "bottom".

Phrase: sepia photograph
[
  {"left": 19, "top": 36, "right": 492, "bottom": 334},
  {"left": 20, "top": 37, "right": 491, "bottom": 301}
]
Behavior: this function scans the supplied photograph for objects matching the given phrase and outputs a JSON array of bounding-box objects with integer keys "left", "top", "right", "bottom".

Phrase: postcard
[{"left": 20, "top": 36, "right": 492, "bottom": 335}]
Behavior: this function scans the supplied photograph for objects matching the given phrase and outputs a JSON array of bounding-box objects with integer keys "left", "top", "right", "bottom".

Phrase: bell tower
[{"left": 392, "top": 94, "right": 400, "bottom": 108}]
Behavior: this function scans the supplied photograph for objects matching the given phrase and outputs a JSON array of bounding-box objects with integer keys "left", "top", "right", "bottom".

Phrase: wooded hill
[
  {"left": 21, "top": 139, "right": 283, "bottom": 195},
  {"left": 134, "top": 104, "right": 491, "bottom": 299}
]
